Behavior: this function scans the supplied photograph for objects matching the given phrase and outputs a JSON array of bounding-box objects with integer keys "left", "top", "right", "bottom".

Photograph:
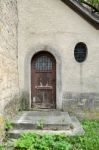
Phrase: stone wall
[
  {"left": 63, "top": 92, "right": 99, "bottom": 119},
  {"left": 0, "top": 0, "right": 19, "bottom": 141}
]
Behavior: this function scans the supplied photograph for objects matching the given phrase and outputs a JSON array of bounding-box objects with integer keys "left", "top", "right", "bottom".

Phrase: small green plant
[
  {"left": 36, "top": 119, "right": 44, "bottom": 129},
  {"left": 14, "top": 132, "right": 39, "bottom": 150},
  {"left": 52, "top": 141, "right": 72, "bottom": 150},
  {"left": 4, "top": 120, "right": 12, "bottom": 131},
  {"left": 0, "top": 144, "right": 4, "bottom": 150}
]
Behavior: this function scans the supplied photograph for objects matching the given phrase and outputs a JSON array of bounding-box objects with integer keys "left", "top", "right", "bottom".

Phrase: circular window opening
[{"left": 74, "top": 42, "right": 88, "bottom": 63}]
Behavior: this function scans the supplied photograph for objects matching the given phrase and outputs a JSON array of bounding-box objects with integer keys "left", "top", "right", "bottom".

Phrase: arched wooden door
[{"left": 31, "top": 51, "right": 56, "bottom": 109}]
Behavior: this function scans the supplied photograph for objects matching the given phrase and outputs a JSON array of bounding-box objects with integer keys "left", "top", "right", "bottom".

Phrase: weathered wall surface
[
  {"left": 0, "top": 0, "right": 19, "bottom": 140},
  {"left": 18, "top": 0, "right": 99, "bottom": 118}
]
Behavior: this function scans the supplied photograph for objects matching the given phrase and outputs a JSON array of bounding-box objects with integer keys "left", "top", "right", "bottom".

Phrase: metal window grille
[{"left": 35, "top": 55, "right": 52, "bottom": 71}]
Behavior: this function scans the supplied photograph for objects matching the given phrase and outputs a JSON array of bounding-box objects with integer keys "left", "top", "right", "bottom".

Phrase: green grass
[
  {"left": 2, "top": 119, "right": 99, "bottom": 150},
  {"left": 67, "top": 119, "right": 99, "bottom": 150}
]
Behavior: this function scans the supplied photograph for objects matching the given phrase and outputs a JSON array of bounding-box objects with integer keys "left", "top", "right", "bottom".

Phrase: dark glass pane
[{"left": 74, "top": 43, "right": 87, "bottom": 63}]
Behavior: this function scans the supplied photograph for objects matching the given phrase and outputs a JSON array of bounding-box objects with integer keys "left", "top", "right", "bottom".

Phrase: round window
[{"left": 74, "top": 42, "right": 87, "bottom": 63}]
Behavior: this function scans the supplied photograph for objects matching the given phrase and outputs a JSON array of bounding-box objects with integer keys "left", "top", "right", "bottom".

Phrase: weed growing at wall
[
  {"left": 0, "top": 144, "right": 4, "bottom": 150},
  {"left": 0, "top": 115, "right": 5, "bottom": 143},
  {"left": 4, "top": 120, "right": 12, "bottom": 132}
]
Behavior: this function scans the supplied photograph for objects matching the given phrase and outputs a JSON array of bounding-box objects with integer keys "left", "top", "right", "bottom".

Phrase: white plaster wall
[{"left": 17, "top": 0, "right": 99, "bottom": 108}]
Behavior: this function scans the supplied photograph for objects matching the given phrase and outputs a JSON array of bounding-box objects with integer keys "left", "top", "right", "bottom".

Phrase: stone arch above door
[{"left": 24, "top": 45, "right": 62, "bottom": 110}]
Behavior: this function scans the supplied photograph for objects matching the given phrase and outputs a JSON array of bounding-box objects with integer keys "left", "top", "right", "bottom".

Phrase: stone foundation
[{"left": 63, "top": 92, "right": 99, "bottom": 119}]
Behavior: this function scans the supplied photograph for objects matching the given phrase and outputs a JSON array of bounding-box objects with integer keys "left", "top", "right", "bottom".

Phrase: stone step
[
  {"left": 11, "top": 111, "right": 73, "bottom": 130},
  {"left": 8, "top": 116, "right": 84, "bottom": 139},
  {"left": 7, "top": 111, "right": 84, "bottom": 139}
]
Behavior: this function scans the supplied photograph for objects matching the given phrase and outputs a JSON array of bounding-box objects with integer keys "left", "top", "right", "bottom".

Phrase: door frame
[
  {"left": 31, "top": 51, "right": 56, "bottom": 109},
  {"left": 24, "top": 46, "right": 62, "bottom": 110}
]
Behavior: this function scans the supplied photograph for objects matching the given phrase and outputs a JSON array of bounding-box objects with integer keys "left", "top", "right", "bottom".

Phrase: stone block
[
  {"left": 94, "top": 100, "right": 99, "bottom": 112},
  {"left": 0, "top": 0, "right": 19, "bottom": 119},
  {"left": 63, "top": 92, "right": 99, "bottom": 118}
]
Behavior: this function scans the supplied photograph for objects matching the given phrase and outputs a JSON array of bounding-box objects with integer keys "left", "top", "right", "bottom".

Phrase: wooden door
[{"left": 31, "top": 51, "right": 56, "bottom": 109}]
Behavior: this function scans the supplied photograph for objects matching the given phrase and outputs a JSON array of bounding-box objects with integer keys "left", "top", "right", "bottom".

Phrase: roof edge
[{"left": 61, "top": 0, "right": 99, "bottom": 29}]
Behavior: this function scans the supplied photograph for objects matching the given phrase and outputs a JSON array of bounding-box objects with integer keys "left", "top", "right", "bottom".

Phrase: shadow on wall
[
  {"left": 4, "top": 92, "right": 30, "bottom": 118},
  {"left": 19, "top": 91, "right": 30, "bottom": 111},
  {"left": 4, "top": 94, "right": 20, "bottom": 119}
]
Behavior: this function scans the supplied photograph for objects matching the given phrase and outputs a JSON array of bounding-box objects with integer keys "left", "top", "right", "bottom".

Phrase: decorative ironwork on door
[{"left": 31, "top": 52, "right": 56, "bottom": 109}]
